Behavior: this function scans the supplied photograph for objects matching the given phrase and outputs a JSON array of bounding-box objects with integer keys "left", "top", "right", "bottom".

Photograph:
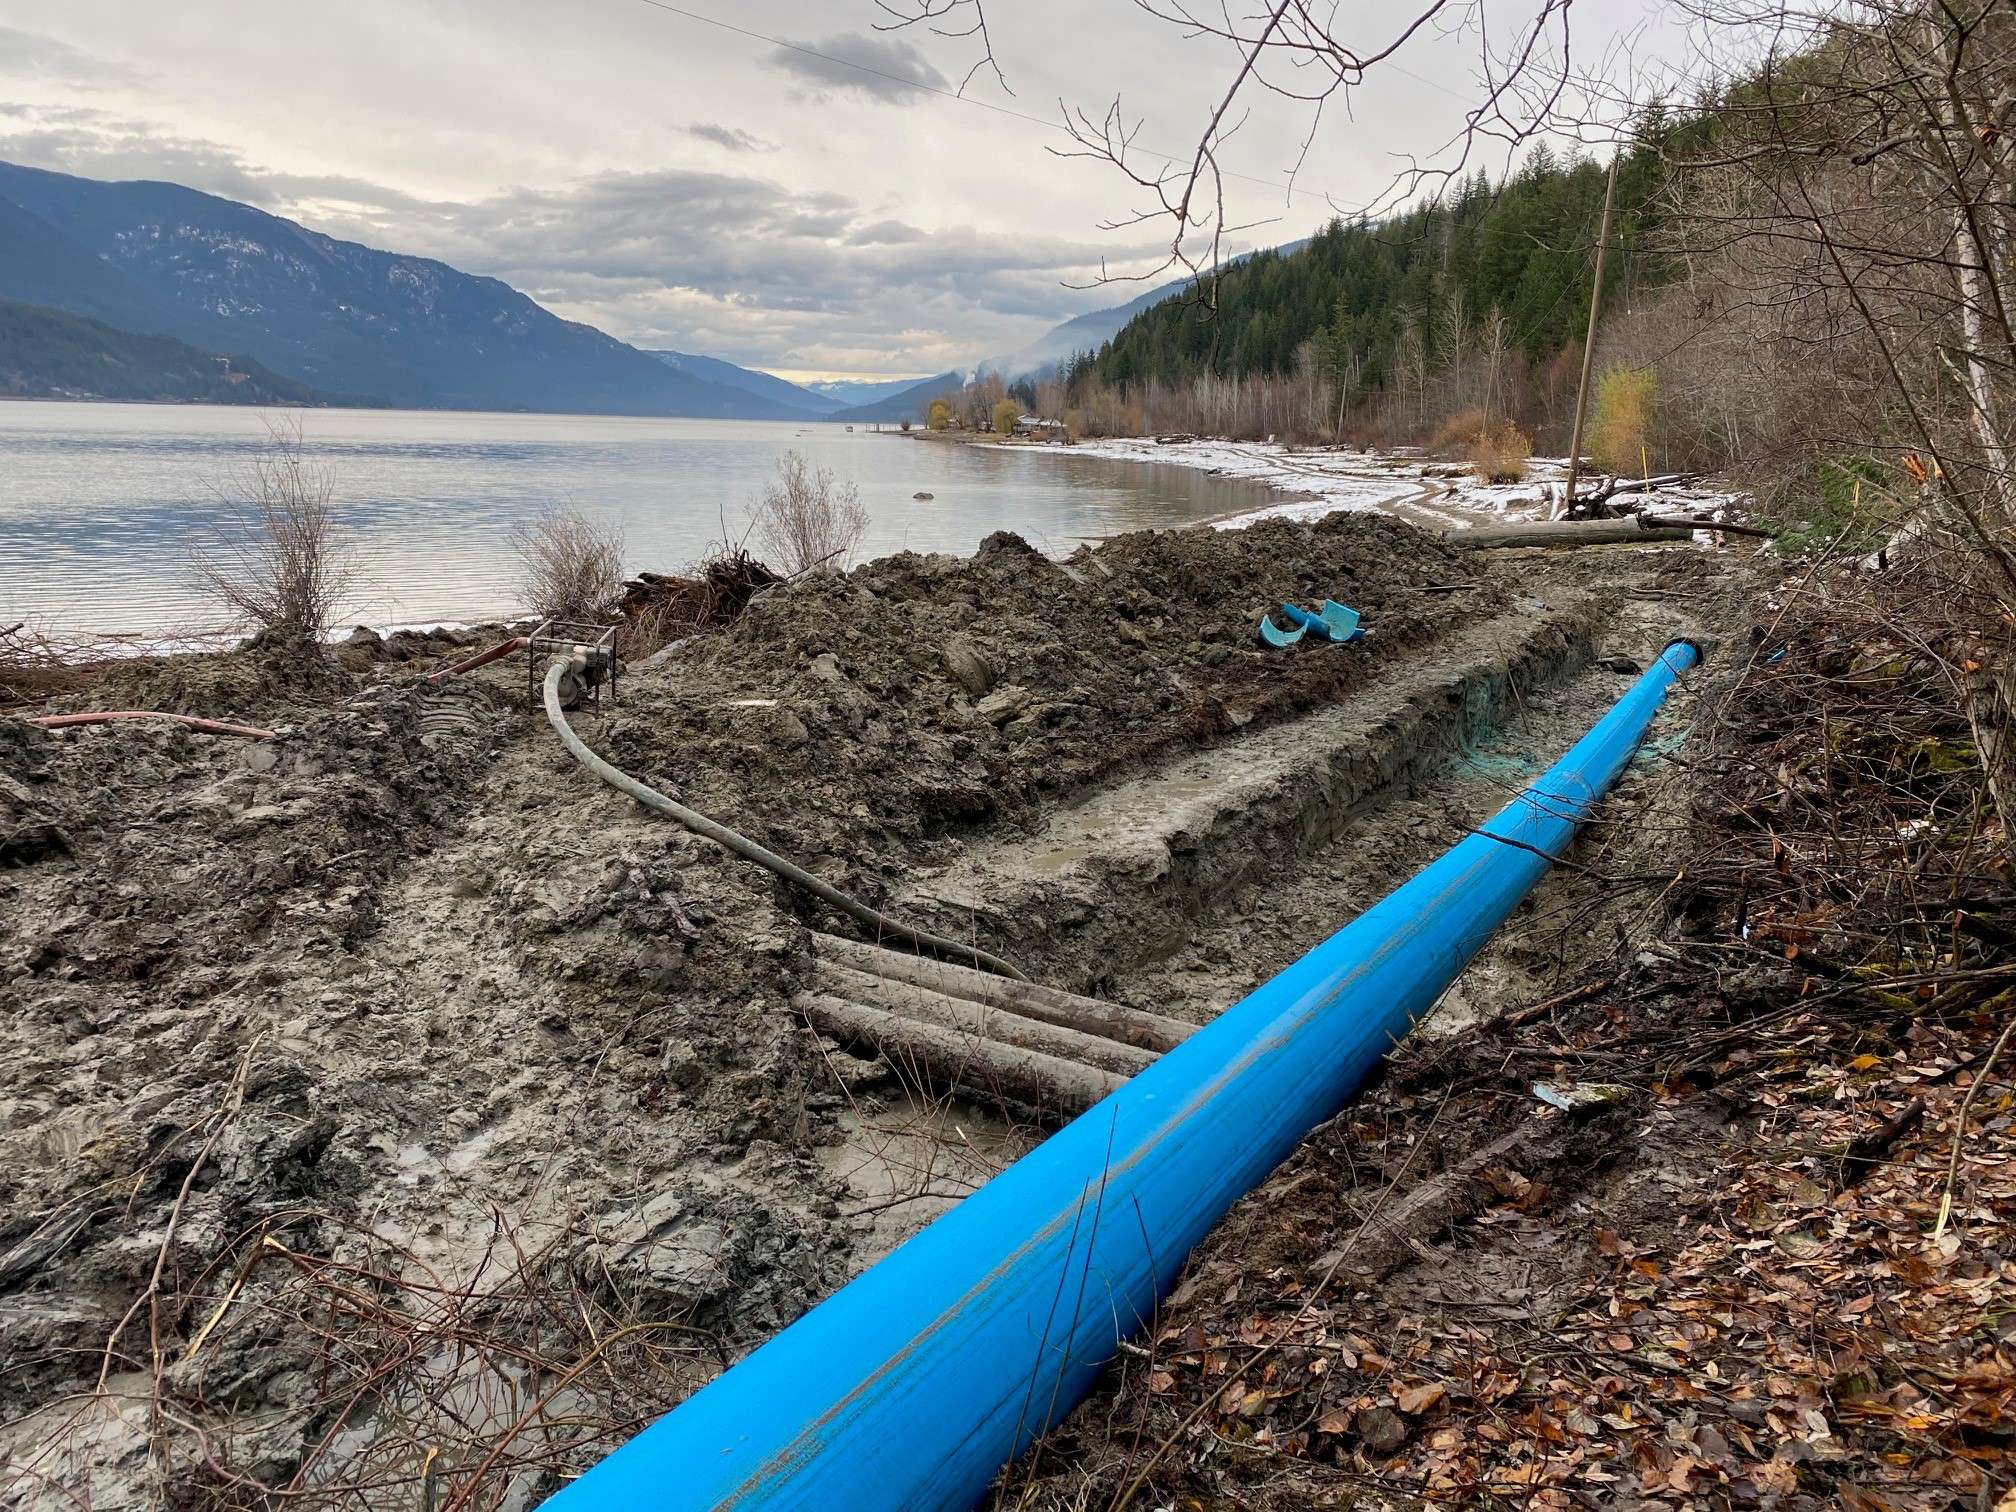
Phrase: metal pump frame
[{"left": 525, "top": 620, "right": 619, "bottom": 711}]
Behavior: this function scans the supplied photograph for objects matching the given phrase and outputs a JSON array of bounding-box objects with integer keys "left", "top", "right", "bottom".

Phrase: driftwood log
[
  {"left": 812, "top": 932, "right": 1194, "bottom": 1053},
  {"left": 1559, "top": 472, "right": 1701, "bottom": 515},
  {"left": 797, "top": 992, "right": 1125, "bottom": 1116},
  {"left": 1450, "top": 519, "right": 1700, "bottom": 549},
  {"left": 1454, "top": 515, "right": 1772, "bottom": 549}
]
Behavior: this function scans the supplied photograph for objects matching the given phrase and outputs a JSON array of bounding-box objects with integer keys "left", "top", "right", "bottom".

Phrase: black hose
[{"left": 542, "top": 660, "right": 1028, "bottom": 981}]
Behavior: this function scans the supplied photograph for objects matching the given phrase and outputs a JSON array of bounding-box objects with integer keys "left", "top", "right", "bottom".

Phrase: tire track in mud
[
  {"left": 0, "top": 684, "right": 851, "bottom": 1509},
  {"left": 279, "top": 692, "right": 853, "bottom": 1296}
]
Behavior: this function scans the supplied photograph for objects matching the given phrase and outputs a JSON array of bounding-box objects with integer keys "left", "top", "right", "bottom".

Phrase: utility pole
[{"left": 1561, "top": 153, "right": 1619, "bottom": 514}]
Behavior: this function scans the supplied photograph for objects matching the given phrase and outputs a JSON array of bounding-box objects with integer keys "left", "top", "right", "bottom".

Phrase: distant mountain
[
  {"left": 986, "top": 277, "right": 1197, "bottom": 382},
  {"left": 0, "top": 193, "right": 166, "bottom": 333},
  {"left": 808, "top": 375, "right": 938, "bottom": 408},
  {"left": 825, "top": 369, "right": 965, "bottom": 424},
  {"left": 0, "top": 162, "right": 806, "bottom": 419},
  {"left": 0, "top": 298, "right": 343, "bottom": 405},
  {"left": 984, "top": 241, "right": 1310, "bottom": 382},
  {"left": 648, "top": 350, "right": 839, "bottom": 415}
]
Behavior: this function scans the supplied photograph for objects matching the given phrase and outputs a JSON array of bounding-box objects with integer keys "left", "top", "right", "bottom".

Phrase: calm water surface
[{"left": 0, "top": 403, "right": 1278, "bottom": 635}]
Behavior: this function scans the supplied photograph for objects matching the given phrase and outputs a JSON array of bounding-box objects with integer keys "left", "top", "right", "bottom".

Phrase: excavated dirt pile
[
  {"left": 0, "top": 514, "right": 1512, "bottom": 1508},
  {"left": 604, "top": 516, "right": 1502, "bottom": 898}
]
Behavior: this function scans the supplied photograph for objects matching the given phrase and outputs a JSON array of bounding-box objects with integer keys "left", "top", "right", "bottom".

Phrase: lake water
[{"left": 0, "top": 403, "right": 1280, "bottom": 636}]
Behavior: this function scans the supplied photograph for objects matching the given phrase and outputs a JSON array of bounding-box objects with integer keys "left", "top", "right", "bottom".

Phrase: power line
[{"left": 622, "top": 0, "right": 1450, "bottom": 209}]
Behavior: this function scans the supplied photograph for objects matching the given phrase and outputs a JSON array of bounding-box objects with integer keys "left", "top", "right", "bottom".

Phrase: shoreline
[
  {"left": 923, "top": 429, "right": 1745, "bottom": 536},
  {"left": 8, "top": 428, "right": 1740, "bottom": 651},
  {"left": 974, "top": 432, "right": 1556, "bottom": 533}
]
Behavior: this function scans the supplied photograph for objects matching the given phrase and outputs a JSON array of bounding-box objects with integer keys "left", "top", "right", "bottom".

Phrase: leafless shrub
[
  {"left": 510, "top": 505, "right": 626, "bottom": 623},
  {"left": 192, "top": 416, "right": 355, "bottom": 650},
  {"left": 749, "top": 451, "right": 868, "bottom": 575},
  {"left": 1635, "top": 0, "right": 2016, "bottom": 831},
  {"left": 14, "top": 1199, "right": 713, "bottom": 1509}
]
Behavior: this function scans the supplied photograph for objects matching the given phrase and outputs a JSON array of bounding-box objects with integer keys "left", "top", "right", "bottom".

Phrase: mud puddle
[{"left": 816, "top": 1094, "right": 1034, "bottom": 1251}]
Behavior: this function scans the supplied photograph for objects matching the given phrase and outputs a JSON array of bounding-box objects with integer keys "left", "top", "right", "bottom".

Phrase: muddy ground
[{"left": 1, "top": 514, "right": 1748, "bottom": 1508}]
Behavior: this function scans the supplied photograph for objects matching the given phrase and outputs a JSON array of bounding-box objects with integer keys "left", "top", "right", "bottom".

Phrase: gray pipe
[{"left": 541, "top": 659, "right": 1027, "bottom": 981}]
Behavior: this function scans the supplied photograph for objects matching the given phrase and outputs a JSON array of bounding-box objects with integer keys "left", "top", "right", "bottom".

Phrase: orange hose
[
  {"left": 425, "top": 635, "right": 528, "bottom": 685},
  {"left": 28, "top": 711, "right": 278, "bottom": 740}
]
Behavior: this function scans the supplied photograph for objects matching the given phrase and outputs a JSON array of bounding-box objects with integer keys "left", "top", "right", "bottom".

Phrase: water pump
[{"left": 525, "top": 620, "right": 618, "bottom": 710}]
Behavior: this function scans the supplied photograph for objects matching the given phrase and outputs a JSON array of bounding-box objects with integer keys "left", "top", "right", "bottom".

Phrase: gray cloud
[
  {"left": 847, "top": 219, "right": 927, "bottom": 246},
  {"left": 0, "top": 118, "right": 1150, "bottom": 370},
  {"left": 0, "top": 108, "right": 274, "bottom": 203},
  {"left": 685, "top": 122, "right": 775, "bottom": 153},
  {"left": 302, "top": 165, "right": 1156, "bottom": 372},
  {"left": 766, "top": 33, "right": 949, "bottom": 105},
  {"left": 0, "top": 0, "right": 1685, "bottom": 377},
  {"left": 0, "top": 106, "right": 443, "bottom": 227},
  {"left": 0, "top": 27, "right": 144, "bottom": 88}
]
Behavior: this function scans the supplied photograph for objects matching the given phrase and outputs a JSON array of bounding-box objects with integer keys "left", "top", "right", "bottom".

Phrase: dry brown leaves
[
  {"left": 1005, "top": 570, "right": 2013, "bottom": 1511},
  {"left": 1013, "top": 1011, "right": 2012, "bottom": 1510}
]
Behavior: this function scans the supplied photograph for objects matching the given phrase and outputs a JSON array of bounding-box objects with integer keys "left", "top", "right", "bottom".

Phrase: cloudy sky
[{"left": 0, "top": 0, "right": 1679, "bottom": 380}]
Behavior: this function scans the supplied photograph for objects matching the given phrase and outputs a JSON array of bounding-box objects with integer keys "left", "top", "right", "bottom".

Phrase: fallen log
[
  {"left": 812, "top": 932, "right": 1194, "bottom": 1052},
  {"left": 812, "top": 960, "right": 1157, "bottom": 1077},
  {"left": 797, "top": 991, "right": 1123, "bottom": 1116},
  {"left": 1450, "top": 519, "right": 1698, "bottom": 549},
  {"left": 1560, "top": 471, "right": 1701, "bottom": 512},
  {"left": 1840, "top": 1095, "right": 1926, "bottom": 1187}
]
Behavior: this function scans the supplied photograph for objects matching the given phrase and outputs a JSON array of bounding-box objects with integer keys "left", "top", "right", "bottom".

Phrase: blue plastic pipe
[{"left": 546, "top": 638, "right": 1701, "bottom": 1512}]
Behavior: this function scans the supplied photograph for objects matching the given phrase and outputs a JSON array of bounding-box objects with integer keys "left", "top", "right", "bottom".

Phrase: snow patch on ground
[
  {"left": 1007, "top": 437, "right": 1746, "bottom": 535},
  {"left": 1051, "top": 438, "right": 1436, "bottom": 527}
]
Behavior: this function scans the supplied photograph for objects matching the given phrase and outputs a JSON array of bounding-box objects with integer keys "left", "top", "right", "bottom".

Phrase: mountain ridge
[
  {"left": 0, "top": 162, "right": 806, "bottom": 419},
  {"left": 648, "top": 351, "right": 840, "bottom": 416},
  {"left": 0, "top": 159, "right": 1304, "bottom": 421},
  {"left": 825, "top": 369, "right": 966, "bottom": 424},
  {"left": 0, "top": 298, "right": 353, "bottom": 405}
]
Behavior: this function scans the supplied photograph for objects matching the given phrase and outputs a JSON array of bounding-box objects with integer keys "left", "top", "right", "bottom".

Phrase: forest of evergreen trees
[
  {"left": 1087, "top": 139, "right": 1665, "bottom": 390},
  {"left": 1026, "top": 120, "right": 1705, "bottom": 450}
]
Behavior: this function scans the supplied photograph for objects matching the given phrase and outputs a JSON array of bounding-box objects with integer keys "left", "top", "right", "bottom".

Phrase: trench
[
  {"left": 899, "top": 598, "right": 1606, "bottom": 1000},
  {"left": 553, "top": 611, "right": 1720, "bottom": 1509},
  {"left": 821, "top": 586, "right": 1704, "bottom": 1252}
]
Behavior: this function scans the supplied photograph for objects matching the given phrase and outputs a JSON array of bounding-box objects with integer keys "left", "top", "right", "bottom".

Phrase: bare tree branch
[{"left": 877, "top": 0, "right": 1585, "bottom": 291}]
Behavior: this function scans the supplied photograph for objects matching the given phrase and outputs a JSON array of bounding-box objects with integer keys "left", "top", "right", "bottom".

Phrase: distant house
[{"left": 1015, "top": 415, "right": 1065, "bottom": 439}]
